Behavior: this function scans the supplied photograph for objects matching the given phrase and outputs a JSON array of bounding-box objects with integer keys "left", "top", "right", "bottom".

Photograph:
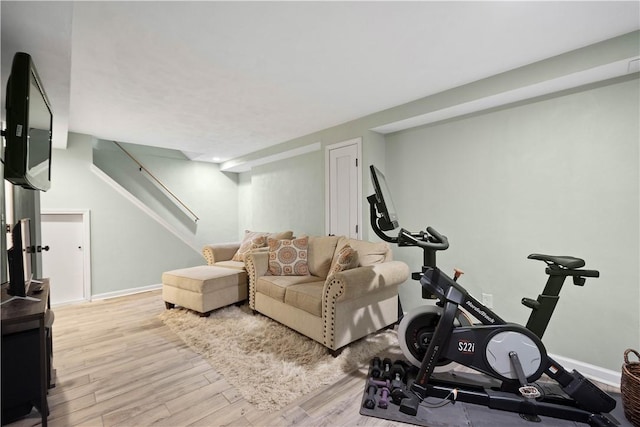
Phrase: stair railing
[{"left": 112, "top": 141, "right": 200, "bottom": 223}]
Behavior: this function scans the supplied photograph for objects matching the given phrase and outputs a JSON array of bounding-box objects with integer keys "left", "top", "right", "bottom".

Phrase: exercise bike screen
[{"left": 370, "top": 165, "right": 399, "bottom": 231}]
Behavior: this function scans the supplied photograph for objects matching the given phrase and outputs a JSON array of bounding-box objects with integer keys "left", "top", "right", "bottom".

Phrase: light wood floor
[
  {"left": 6, "top": 290, "right": 621, "bottom": 427},
  {"left": 5, "top": 289, "right": 404, "bottom": 427}
]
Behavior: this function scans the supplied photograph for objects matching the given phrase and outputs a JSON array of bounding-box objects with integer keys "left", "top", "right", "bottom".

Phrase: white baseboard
[
  {"left": 51, "top": 298, "right": 90, "bottom": 309},
  {"left": 549, "top": 352, "right": 621, "bottom": 388},
  {"left": 91, "top": 284, "right": 162, "bottom": 301}
]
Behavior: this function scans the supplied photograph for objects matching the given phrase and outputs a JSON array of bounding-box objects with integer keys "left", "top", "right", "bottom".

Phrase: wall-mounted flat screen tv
[{"left": 4, "top": 52, "right": 52, "bottom": 191}]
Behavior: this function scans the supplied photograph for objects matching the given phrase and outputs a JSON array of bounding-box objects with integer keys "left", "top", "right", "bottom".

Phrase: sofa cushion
[
  {"left": 337, "top": 237, "right": 390, "bottom": 266},
  {"left": 213, "top": 260, "right": 247, "bottom": 270},
  {"left": 232, "top": 230, "right": 294, "bottom": 261},
  {"left": 267, "top": 236, "right": 310, "bottom": 276},
  {"left": 327, "top": 244, "right": 358, "bottom": 276},
  {"left": 284, "top": 282, "right": 324, "bottom": 317},
  {"left": 307, "top": 235, "right": 341, "bottom": 278},
  {"left": 256, "top": 275, "right": 321, "bottom": 302}
]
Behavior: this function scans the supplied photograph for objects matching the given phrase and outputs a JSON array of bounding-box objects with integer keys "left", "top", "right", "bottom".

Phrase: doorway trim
[
  {"left": 41, "top": 209, "right": 92, "bottom": 302},
  {"left": 324, "top": 137, "right": 363, "bottom": 238}
]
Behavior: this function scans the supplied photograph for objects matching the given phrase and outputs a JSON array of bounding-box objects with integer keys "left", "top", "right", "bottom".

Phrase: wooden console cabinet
[{"left": 1, "top": 279, "right": 53, "bottom": 426}]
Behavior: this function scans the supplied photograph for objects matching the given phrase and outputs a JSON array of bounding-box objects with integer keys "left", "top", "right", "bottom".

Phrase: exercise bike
[{"left": 366, "top": 165, "right": 618, "bottom": 426}]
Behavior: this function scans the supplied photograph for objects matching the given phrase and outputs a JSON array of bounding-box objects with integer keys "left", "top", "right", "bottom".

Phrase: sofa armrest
[
  {"left": 201, "top": 242, "right": 240, "bottom": 265},
  {"left": 244, "top": 250, "right": 270, "bottom": 309},
  {"left": 321, "top": 260, "right": 409, "bottom": 350},
  {"left": 323, "top": 261, "right": 410, "bottom": 303}
]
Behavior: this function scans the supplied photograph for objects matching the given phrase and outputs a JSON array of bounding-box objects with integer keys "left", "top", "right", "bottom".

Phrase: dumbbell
[
  {"left": 390, "top": 372, "right": 406, "bottom": 405},
  {"left": 381, "top": 358, "right": 393, "bottom": 380},
  {"left": 363, "top": 384, "right": 377, "bottom": 409},
  {"left": 370, "top": 357, "right": 382, "bottom": 378},
  {"left": 389, "top": 360, "right": 407, "bottom": 382},
  {"left": 378, "top": 386, "right": 390, "bottom": 409},
  {"left": 389, "top": 361, "right": 412, "bottom": 404},
  {"left": 369, "top": 378, "right": 390, "bottom": 389}
]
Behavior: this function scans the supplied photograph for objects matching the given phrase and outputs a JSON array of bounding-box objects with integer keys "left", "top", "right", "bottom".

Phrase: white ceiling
[{"left": 2, "top": 1, "right": 639, "bottom": 163}]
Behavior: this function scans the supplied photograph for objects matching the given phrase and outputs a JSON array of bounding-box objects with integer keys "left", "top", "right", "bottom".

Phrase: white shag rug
[{"left": 159, "top": 304, "right": 399, "bottom": 412}]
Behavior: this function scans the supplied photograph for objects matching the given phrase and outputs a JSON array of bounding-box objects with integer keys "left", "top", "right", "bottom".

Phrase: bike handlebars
[
  {"left": 398, "top": 227, "right": 449, "bottom": 251},
  {"left": 368, "top": 197, "right": 449, "bottom": 254}
]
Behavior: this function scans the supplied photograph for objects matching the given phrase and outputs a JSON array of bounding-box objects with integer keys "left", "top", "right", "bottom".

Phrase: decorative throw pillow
[
  {"left": 232, "top": 230, "right": 294, "bottom": 262},
  {"left": 232, "top": 232, "right": 267, "bottom": 262},
  {"left": 234, "top": 235, "right": 267, "bottom": 262},
  {"left": 268, "top": 236, "right": 310, "bottom": 276},
  {"left": 328, "top": 244, "right": 358, "bottom": 277}
]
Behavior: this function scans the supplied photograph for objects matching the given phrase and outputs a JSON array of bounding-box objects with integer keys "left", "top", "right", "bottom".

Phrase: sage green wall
[
  {"left": 384, "top": 76, "right": 639, "bottom": 371},
  {"left": 39, "top": 133, "right": 238, "bottom": 296},
  {"left": 247, "top": 151, "right": 324, "bottom": 236}
]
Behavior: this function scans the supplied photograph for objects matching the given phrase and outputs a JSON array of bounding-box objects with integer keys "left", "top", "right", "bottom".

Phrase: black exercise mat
[{"left": 359, "top": 360, "right": 633, "bottom": 427}]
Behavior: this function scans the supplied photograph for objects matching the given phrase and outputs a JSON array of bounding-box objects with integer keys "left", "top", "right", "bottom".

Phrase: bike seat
[{"left": 527, "top": 254, "right": 585, "bottom": 269}]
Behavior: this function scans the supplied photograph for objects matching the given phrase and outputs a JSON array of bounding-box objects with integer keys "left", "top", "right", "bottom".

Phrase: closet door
[
  {"left": 326, "top": 138, "right": 361, "bottom": 239},
  {"left": 41, "top": 212, "right": 90, "bottom": 305}
]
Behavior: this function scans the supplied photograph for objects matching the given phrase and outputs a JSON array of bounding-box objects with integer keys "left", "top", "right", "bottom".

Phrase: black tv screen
[
  {"left": 4, "top": 52, "right": 52, "bottom": 191},
  {"left": 370, "top": 165, "right": 399, "bottom": 231},
  {"left": 7, "top": 218, "right": 33, "bottom": 297}
]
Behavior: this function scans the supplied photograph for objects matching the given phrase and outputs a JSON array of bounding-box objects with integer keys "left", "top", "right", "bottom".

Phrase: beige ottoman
[{"left": 162, "top": 266, "right": 247, "bottom": 316}]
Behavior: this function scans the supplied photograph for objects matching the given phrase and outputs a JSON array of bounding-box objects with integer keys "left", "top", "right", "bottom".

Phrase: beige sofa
[{"left": 245, "top": 235, "right": 409, "bottom": 355}]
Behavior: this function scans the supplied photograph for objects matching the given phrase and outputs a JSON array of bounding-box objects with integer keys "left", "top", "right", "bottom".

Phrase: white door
[
  {"left": 41, "top": 213, "right": 88, "bottom": 305},
  {"left": 327, "top": 139, "right": 361, "bottom": 238}
]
